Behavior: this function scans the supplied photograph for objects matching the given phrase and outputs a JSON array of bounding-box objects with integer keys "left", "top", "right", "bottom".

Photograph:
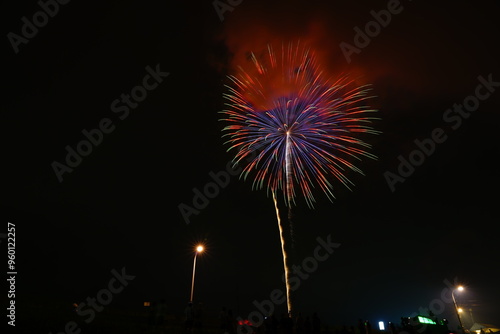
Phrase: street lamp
[
  {"left": 452, "top": 285, "right": 465, "bottom": 334},
  {"left": 190, "top": 245, "right": 204, "bottom": 302}
]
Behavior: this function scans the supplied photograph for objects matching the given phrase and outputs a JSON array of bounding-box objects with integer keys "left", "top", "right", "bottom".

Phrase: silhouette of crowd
[{"left": 174, "top": 303, "right": 454, "bottom": 334}]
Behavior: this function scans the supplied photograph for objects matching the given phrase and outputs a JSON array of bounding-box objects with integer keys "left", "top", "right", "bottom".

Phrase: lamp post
[
  {"left": 190, "top": 245, "right": 204, "bottom": 303},
  {"left": 468, "top": 308, "right": 475, "bottom": 325},
  {"left": 452, "top": 285, "right": 465, "bottom": 334}
]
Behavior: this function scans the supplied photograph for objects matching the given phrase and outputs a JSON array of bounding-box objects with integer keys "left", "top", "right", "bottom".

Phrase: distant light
[
  {"left": 457, "top": 308, "right": 463, "bottom": 313},
  {"left": 379, "top": 321, "right": 385, "bottom": 331},
  {"left": 238, "top": 319, "right": 252, "bottom": 326},
  {"left": 418, "top": 316, "right": 436, "bottom": 325},
  {"left": 144, "top": 301, "right": 151, "bottom": 307},
  {"left": 196, "top": 245, "right": 204, "bottom": 253},
  {"left": 457, "top": 286, "right": 464, "bottom": 292}
]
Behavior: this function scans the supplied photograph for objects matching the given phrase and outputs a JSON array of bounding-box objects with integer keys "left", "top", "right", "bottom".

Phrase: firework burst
[
  {"left": 220, "top": 41, "right": 379, "bottom": 315},
  {"left": 222, "top": 43, "right": 379, "bottom": 207}
]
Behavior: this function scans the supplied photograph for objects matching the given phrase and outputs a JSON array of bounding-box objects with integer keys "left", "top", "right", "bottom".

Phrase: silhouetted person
[
  {"left": 156, "top": 299, "right": 167, "bottom": 327},
  {"left": 194, "top": 302, "right": 203, "bottom": 333},
  {"left": 226, "top": 309, "right": 236, "bottom": 334},
  {"left": 296, "top": 312, "right": 304, "bottom": 334},
  {"left": 271, "top": 314, "right": 279, "bottom": 334},
  {"left": 280, "top": 313, "right": 288, "bottom": 334},
  {"left": 148, "top": 301, "right": 157, "bottom": 331},
  {"left": 304, "top": 316, "right": 312, "bottom": 334},
  {"left": 389, "top": 322, "right": 396, "bottom": 334},
  {"left": 358, "top": 319, "right": 365, "bottom": 334},
  {"left": 219, "top": 307, "right": 227, "bottom": 333},
  {"left": 312, "top": 313, "right": 320, "bottom": 334},
  {"left": 264, "top": 316, "right": 273, "bottom": 334},
  {"left": 283, "top": 314, "right": 293, "bottom": 334},
  {"left": 185, "top": 302, "right": 195, "bottom": 333},
  {"left": 365, "top": 320, "right": 372, "bottom": 334}
]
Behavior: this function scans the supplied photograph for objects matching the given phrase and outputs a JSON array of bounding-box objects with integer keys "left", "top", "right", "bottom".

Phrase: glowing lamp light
[
  {"left": 457, "top": 286, "right": 464, "bottom": 292},
  {"left": 190, "top": 244, "right": 205, "bottom": 302},
  {"left": 379, "top": 321, "right": 385, "bottom": 331},
  {"left": 457, "top": 308, "right": 463, "bottom": 313}
]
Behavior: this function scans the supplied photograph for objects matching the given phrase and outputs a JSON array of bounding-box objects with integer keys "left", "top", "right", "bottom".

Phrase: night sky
[{"left": 4, "top": 0, "right": 500, "bottom": 332}]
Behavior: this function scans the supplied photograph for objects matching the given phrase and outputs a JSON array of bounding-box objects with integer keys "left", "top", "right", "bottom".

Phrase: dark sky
[{"left": 4, "top": 0, "right": 500, "bottom": 332}]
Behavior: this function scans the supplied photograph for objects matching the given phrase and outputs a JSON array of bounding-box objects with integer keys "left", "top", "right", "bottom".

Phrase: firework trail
[
  {"left": 221, "top": 42, "right": 379, "bottom": 315},
  {"left": 272, "top": 191, "right": 292, "bottom": 313}
]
